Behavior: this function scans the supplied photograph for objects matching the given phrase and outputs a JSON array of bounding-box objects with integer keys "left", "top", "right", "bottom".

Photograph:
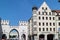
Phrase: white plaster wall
[
  {"left": 19, "top": 24, "right": 28, "bottom": 40},
  {"left": 1, "top": 23, "right": 28, "bottom": 40}
]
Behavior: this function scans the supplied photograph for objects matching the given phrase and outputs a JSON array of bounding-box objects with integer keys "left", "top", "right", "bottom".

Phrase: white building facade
[
  {"left": 28, "top": 2, "right": 60, "bottom": 40},
  {"left": 1, "top": 20, "right": 28, "bottom": 40},
  {"left": 1, "top": 1, "right": 60, "bottom": 40}
]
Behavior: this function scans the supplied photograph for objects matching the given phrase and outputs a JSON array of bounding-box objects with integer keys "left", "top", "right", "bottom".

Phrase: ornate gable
[{"left": 37, "top": 2, "right": 51, "bottom": 15}]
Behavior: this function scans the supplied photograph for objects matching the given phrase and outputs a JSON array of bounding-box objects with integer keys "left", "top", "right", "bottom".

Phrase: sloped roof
[{"left": 52, "top": 10, "right": 60, "bottom": 13}]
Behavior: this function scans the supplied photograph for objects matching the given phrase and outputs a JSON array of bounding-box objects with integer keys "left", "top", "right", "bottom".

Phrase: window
[
  {"left": 46, "top": 28, "right": 48, "bottom": 31},
  {"left": 50, "top": 28, "right": 52, "bottom": 31},
  {"left": 39, "top": 22, "right": 41, "bottom": 26},
  {"left": 46, "top": 23, "right": 48, "bottom": 26},
  {"left": 53, "top": 17, "right": 55, "bottom": 19},
  {"left": 50, "top": 23, "right": 52, "bottom": 26},
  {"left": 39, "top": 28, "right": 41, "bottom": 31},
  {"left": 49, "top": 12, "right": 51, "bottom": 15},
  {"left": 49, "top": 17, "right": 51, "bottom": 20},
  {"left": 42, "top": 23, "right": 44, "bottom": 26},
  {"left": 39, "top": 12, "right": 40, "bottom": 15},
  {"left": 42, "top": 17, "right": 44, "bottom": 20},
  {"left": 46, "top": 7, "right": 47, "bottom": 10},
  {"left": 39, "top": 17, "right": 41, "bottom": 20},
  {"left": 59, "top": 22, "right": 60, "bottom": 26},
  {"left": 46, "top": 17, "right": 48, "bottom": 20},
  {"left": 42, "top": 7, "right": 44, "bottom": 9},
  {"left": 58, "top": 17, "right": 60, "bottom": 20},
  {"left": 43, "top": 28, "right": 45, "bottom": 31},
  {"left": 46, "top": 12, "right": 47, "bottom": 15},
  {"left": 42, "top": 12, "right": 44, "bottom": 15},
  {"left": 53, "top": 28, "right": 55, "bottom": 31},
  {"left": 53, "top": 23, "right": 55, "bottom": 26}
]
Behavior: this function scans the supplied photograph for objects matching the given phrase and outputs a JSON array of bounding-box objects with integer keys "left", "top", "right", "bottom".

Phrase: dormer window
[
  {"left": 42, "top": 7, "right": 44, "bottom": 10},
  {"left": 46, "top": 7, "right": 47, "bottom": 10},
  {"left": 42, "top": 12, "right": 44, "bottom": 15}
]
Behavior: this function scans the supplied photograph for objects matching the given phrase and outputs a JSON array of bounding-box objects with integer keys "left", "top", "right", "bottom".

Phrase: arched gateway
[{"left": 9, "top": 29, "right": 19, "bottom": 40}]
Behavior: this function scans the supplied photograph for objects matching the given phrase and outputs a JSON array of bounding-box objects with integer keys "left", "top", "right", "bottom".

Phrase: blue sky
[{"left": 0, "top": 0, "right": 60, "bottom": 25}]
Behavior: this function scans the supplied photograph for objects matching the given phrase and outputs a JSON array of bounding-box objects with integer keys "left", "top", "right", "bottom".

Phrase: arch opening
[
  {"left": 39, "top": 34, "right": 45, "bottom": 40},
  {"left": 21, "top": 34, "right": 26, "bottom": 40},
  {"left": 47, "top": 34, "right": 54, "bottom": 40},
  {"left": 2, "top": 34, "right": 7, "bottom": 39},
  {"left": 9, "top": 29, "right": 19, "bottom": 40}
]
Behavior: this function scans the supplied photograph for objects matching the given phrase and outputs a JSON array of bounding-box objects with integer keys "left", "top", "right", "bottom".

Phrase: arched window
[
  {"left": 39, "top": 22, "right": 41, "bottom": 26},
  {"left": 46, "top": 17, "right": 48, "bottom": 20},
  {"left": 39, "top": 16, "right": 41, "bottom": 20},
  {"left": 43, "top": 28, "right": 45, "bottom": 31},
  {"left": 42, "top": 7, "right": 44, "bottom": 10},
  {"left": 39, "top": 12, "right": 40, "bottom": 15},
  {"left": 50, "top": 28, "right": 52, "bottom": 31},
  {"left": 42, "top": 17, "right": 44, "bottom": 20},
  {"left": 53, "top": 28, "right": 55, "bottom": 31},
  {"left": 42, "top": 23, "right": 44, "bottom": 26},
  {"left": 46, "top": 28, "right": 48, "bottom": 31},
  {"left": 39, "top": 28, "right": 41, "bottom": 31},
  {"left": 46, "top": 7, "right": 47, "bottom": 10}
]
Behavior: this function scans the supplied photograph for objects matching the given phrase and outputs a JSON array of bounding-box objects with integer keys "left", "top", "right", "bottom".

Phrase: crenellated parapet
[
  {"left": 1, "top": 20, "right": 28, "bottom": 26},
  {"left": 1, "top": 20, "right": 9, "bottom": 25},
  {"left": 19, "top": 21, "right": 28, "bottom": 26}
]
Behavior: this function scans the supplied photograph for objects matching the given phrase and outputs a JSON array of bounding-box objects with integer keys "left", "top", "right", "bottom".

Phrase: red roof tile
[{"left": 52, "top": 10, "right": 60, "bottom": 13}]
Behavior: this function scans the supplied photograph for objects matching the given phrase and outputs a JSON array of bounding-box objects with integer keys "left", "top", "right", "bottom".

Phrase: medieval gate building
[{"left": 1, "top": 1, "right": 60, "bottom": 40}]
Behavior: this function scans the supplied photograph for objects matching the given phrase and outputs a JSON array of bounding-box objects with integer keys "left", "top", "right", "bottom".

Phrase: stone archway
[
  {"left": 9, "top": 29, "right": 19, "bottom": 40},
  {"left": 47, "top": 34, "right": 54, "bottom": 40},
  {"left": 21, "top": 34, "right": 26, "bottom": 40},
  {"left": 39, "top": 34, "right": 45, "bottom": 40}
]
